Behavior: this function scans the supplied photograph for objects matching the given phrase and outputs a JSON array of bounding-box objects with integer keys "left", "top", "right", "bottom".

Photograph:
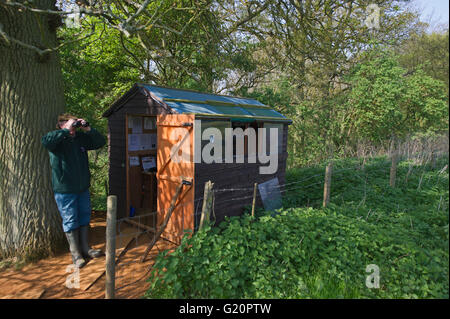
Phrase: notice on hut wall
[
  {"left": 128, "top": 134, "right": 140, "bottom": 151},
  {"left": 144, "top": 117, "right": 156, "bottom": 130},
  {"left": 128, "top": 133, "right": 157, "bottom": 151},
  {"left": 139, "top": 134, "right": 151, "bottom": 150},
  {"left": 142, "top": 156, "right": 156, "bottom": 171},
  {"left": 258, "top": 177, "right": 282, "bottom": 211},
  {"left": 150, "top": 134, "right": 157, "bottom": 149},
  {"left": 128, "top": 116, "right": 142, "bottom": 134},
  {"left": 129, "top": 156, "right": 140, "bottom": 167}
]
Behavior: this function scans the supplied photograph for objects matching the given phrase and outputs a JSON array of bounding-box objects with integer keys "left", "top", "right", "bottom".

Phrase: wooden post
[
  {"left": 417, "top": 171, "right": 425, "bottom": 191},
  {"left": 431, "top": 150, "right": 436, "bottom": 169},
  {"left": 323, "top": 160, "right": 333, "bottom": 208},
  {"left": 251, "top": 183, "right": 258, "bottom": 217},
  {"left": 105, "top": 195, "right": 117, "bottom": 299},
  {"left": 390, "top": 149, "right": 398, "bottom": 188},
  {"left": 199, "top": 181, "right": 214, "bottom": 230},
  {"left": 405, "top": 163, "right": 413, "bottom": 185}
]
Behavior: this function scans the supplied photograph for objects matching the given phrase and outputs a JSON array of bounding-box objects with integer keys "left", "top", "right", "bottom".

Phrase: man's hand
[{"left": 78, "top": 119, "right": 91, "bottom": 132}]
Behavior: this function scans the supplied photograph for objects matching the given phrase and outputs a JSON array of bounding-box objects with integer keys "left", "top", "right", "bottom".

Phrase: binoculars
[{"left": 72, "top": 120, "right": 90, "bottom": 128}]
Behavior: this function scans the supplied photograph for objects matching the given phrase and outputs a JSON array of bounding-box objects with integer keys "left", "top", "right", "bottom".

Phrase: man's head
[
  {"left": 56, "top": 113, "right": 78, "bottom": 129},
  {"left": 56, "top": 113, "right": 91, "bottom": 136}
]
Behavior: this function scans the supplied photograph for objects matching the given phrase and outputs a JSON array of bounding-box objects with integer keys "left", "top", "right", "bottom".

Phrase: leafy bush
[{"left": 145, "top": 156, "right": 449, "bottom": 298}]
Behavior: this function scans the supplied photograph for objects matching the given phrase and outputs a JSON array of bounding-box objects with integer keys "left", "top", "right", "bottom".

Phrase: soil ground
[{"left": 0, "top": 211, "right": 176, "bottom": 299}]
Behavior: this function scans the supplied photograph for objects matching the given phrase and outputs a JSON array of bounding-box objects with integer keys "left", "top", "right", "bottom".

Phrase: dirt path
[{"left": 0, "top": 211, "right": 176, "bottom": 299}]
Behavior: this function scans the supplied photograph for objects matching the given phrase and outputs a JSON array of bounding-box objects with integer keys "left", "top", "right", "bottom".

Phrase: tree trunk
[{"left": 0, "top": 0, "right": 66, "bottom": 259}]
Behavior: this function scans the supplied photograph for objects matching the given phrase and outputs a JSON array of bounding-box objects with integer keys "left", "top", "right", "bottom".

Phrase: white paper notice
[
  {"left": 128, "top": 116, "right": 142, "bottom": 134},
  {"left": 129, "top": 156, "right": 140, "bottom": 167},
  {"left": 144, "top": 117, "right": 156, "bottom": 130},
  {"left": 150, "top": 134, "right": 157, "bottom": 149},
  {"left": 128, "top": 134, "right": 140, "bottom": 151},
  {"left": 142, "top": 157, "right": 156, "bottom": 171},
  {"left": 129, "top": 133, "right": 156, "bottom": 151},
  {"left": 140, "top": 134, "right": 152, "bottom": 150}
]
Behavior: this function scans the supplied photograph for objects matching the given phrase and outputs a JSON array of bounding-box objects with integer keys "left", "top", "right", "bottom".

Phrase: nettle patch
[{"left": 145, "top": 157, "right": 449, "bottom": 299}]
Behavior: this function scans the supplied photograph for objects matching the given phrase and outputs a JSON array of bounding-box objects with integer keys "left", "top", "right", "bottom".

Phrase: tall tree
[{"left": 0, "top": 0, "right": 67, "bottom": 258}]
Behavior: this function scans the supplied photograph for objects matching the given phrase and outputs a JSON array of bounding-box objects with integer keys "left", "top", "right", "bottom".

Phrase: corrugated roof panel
[
  {"left": 242, "top": 107, "right": 286, "bottom": 119},
  {"left": 165, "top": 101, "right": 219, "bottom": 115},
  {"left": 142, "top": 84, "right": 266, "bottom": 106},
  {"left": 209, "top": 105, "right": 254, "bottom": 116},
  {"left": 104, "top": 83, "right": 291, "bottom": 123},
  {"left": 135, "top": 84, "right": 290, "bottom": 122}
]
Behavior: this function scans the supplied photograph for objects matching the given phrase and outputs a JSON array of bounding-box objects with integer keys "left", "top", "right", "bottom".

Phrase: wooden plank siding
[
  {"left": 193, "top": 124, "right": 289, "bottom": 229},
  {"left": 107, "top": 90, "right": 169, "bottom": 218}
]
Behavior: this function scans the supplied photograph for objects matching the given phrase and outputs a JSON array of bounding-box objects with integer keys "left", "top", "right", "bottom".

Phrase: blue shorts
[{"left": 54, "top": 189, "right": 92, "bottom": 233}]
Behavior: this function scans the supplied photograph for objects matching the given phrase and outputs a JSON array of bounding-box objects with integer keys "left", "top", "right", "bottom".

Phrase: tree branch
[{"left": 0, "top": 21, "right": 96, "bottom": 57}]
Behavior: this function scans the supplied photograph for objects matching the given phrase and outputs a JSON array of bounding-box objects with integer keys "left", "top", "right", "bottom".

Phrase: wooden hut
[{"left": 102, "top": 83, "right": 291, "bottom": 243}]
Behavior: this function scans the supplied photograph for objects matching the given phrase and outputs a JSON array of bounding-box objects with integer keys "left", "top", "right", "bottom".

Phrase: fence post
[
  {"left": 323, "top": 160, "right": 333, "bottom": 208},
  {"left": 390, "top": 149, "right": 398, "bottom": 188},
  {"left": 105, "top": 195, "right": 117, "bottom": 299},
  {"left": 199, "top": 181, "right": 214, "bottom": 230},
  {"left": 431, "top": 150, "right": 436, "bottom": 169},
  {"left": 251, "top": 183, "right": 258, "bottom": 217}
]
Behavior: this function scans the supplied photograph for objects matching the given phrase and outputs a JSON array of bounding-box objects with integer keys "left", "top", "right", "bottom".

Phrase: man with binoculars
[{"left": 42, "top": 113, "right": 106, "bottom": 268}]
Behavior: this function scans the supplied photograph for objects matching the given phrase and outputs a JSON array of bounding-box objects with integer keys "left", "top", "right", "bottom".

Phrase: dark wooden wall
[
  {"left": 107, "top": 89, "right": 168, "bottom": 218},
  {"left": 194, "top": 124, "right": 289, "bottom": 229}
]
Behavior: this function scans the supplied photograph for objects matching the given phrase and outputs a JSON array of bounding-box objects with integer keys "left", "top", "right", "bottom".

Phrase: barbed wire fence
[{"left": 99, "top": 134, "right": 448, "bottom": 298}]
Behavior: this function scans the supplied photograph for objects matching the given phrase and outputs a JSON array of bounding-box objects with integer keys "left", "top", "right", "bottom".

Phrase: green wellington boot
[
  {"left": 65, "top": 230, "right": 87, "bottom": 268},
  {"left": 79, "top": 225, "right": 104, "bottom": 259}
]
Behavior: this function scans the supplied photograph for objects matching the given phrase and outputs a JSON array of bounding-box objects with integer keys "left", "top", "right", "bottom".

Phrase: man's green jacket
[{"left": 42, "top": 128, "right": 106, "bottom": 194}]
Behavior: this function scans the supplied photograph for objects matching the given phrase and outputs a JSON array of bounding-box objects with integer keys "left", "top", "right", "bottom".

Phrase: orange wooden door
[{"left": 156, "top": 114, "right": 195, "bottom": 243}]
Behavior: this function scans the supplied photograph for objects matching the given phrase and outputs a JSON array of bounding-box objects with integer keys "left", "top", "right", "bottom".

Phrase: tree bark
[{"left": 0, "top": 0, "right": 66, "bottom": 259}]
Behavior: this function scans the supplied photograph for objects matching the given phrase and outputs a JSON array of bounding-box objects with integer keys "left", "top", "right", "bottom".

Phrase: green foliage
[
  {"left": 88, "top": 150, "right": 109, "bottom": 211},
  {"left": 145, "top": 156, "right": 449, "bottom": 299},
  {"left": 344, "top": 49, "right": 448, "bottom": 142},
  {"left": 403, "top": 68, "right": 449, "bottom": 132},
  {"left": 344, "top": 50, "right": 407, "bottom": 141},
  {"left": 397, "top": 29, "right": 449, "bottom": 94},
  {"left": 59, "top": 23, "right": 142, "bottom": 134},
  {"left": 241, "top": 47, "right": 448, "bottom": 167}
]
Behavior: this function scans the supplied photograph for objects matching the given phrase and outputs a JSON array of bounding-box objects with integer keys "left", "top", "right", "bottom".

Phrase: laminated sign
[
  {"left": 128, "top": 116, "right": 143, "bottom": 133},
  {"left": 142, "top": 157, "right": 156, "bottom": 171},
  {"left": 144, "top": 117, "right": 156, "bottom": 130},
  {"left": 258, "top": 177, "right": 282, "bottom": 211},
  {"left": 128, "top": 134, "right": 156, "bottom": 151}
]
